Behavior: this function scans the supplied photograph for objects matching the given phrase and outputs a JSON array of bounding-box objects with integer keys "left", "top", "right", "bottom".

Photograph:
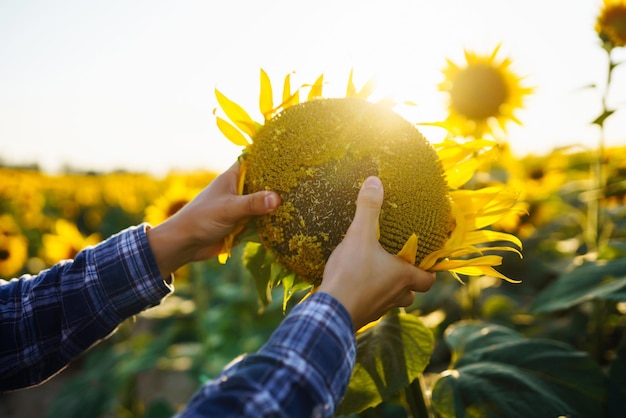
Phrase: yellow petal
[
  {"left": 308, "top": 74, "right": 324, "bottom": 100},
  {"left": 282, "top": 72, "right": 293, "bottom": 104},
  {"left": 216, "top": 116, "right": 250, "bottom": 147},
  {"left": 215, "top": 88, "right": 259, "bottom": 138},
  {"left": 464, "top": 230, "right": 522, "bottom": 251},
  {"left": 280, "top": 73, "right": 300, "bottom": 110},
  {"left": 432, "top": 255, "right": 503, "bottom": 271},
  {"left": 237, "top": 159, "right": 247, "bottom": 195},
  {"left": 355, "top": 77, "right": 377, "bottom": 100},
  {"left": 346, "top": 68, "right": 356, "bottom": 97},
  {"left": 397, "top": 233, "right": 418, "bottom": 264},
  {"left": 218, "top": 252, "right": 229, "bottom": 264},
  {"left": 444, "top": 158, "right": 479, "bottom": 189},
  {"left": 259, "top": 69, "right": 274, "bottom": 120}
]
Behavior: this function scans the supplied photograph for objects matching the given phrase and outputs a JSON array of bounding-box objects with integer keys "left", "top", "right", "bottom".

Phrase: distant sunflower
[
  {"left": 0, "top": 215, "right": 28, "bottom": 278},
  {"left": 438, "top": 45, "right": 533, "bottom": 138},
  {"left": 596, "top": 0, "right": 626, "bottom": 47},
  {"left": 41, "top": 219, "right": 100, "bottom": 265},
  {"left": 144, "top": 174, "right": 208, "bottom": 226},
  {"left": 215, "top": 70, "right": 522, "bottom": 285}
]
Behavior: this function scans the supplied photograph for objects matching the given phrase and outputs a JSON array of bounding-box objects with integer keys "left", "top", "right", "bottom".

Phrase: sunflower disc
[{"left": 244, "top": 97, "right": 452, "bottom": 285}]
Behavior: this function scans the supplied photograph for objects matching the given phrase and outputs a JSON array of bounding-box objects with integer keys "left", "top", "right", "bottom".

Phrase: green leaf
[
  {"left": 529, "top": 258, "right": 626, "bottom": 314},
  {"left": 144, "top": 399, "right": 176, "bottom": 418},
  {"left": 608, "top": 338, "right": 626, "bottom": 418},
  {"left": 242, "top": 242, "right": 273, "bottom": 310},
  {"left": 444, "top": 321, "right": 523, "bottom": 363},
  {"left": 280, "top": 272, "right": 311, "bottom": 312},
  {"left": 432, "top": 322, "right": 607, "bottom": 418},
  {"left": 337, "top": 313, "right": 434, "bottom": 415}
]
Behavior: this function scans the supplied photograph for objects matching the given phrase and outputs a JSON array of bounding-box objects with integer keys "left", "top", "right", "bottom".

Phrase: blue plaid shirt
[{"left": 0, "top": 224, "right": 356, "bottom": 417}]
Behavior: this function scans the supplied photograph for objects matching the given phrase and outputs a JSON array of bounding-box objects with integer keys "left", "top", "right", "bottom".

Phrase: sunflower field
[{"left": 2, "top": 1, "right": 626, "bottom": 418}]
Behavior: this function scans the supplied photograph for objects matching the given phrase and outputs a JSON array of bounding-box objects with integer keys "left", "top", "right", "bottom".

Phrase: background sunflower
[{"left": 438, "top": 45, "right": 533, "bottom": 139}]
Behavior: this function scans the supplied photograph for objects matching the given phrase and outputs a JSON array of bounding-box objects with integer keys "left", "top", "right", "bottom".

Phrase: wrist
[{"left": 147, "top": 218, "right": 195, "bottom": 278}]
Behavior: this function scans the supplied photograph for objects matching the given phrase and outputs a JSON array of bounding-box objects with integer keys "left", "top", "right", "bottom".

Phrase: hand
[
  {"left": 318, "top": 176, "right": 435, "bottom": 330},
  {"left": 147, "top": 161, "right": 280, "bottom": 277}
]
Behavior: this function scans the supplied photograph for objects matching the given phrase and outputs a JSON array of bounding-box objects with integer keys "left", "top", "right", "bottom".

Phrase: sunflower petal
[
  {"left": 464, "top": 230, "right": 522, "bottom": 250},
  {"left": 346, "top": 68, "right": 356, "bottom": 97},
  {"left": 216, "top": 116, "right": 250, "bottom": 146},
  {"left": 355, "top": 77, "right": 377, "bottom": 99},
  {"left": 308, "top": 74, "right": 324, "bottom": 100},
  {"left": 279, "top": 73, "right": 301, "bottom": 111},
  {"left": 259, "top": 69, "right": 274, "bottom": 120},
  {"left": 397, "top": 233, "right": 418, "bottom": 264},
  {"left": 215, "top": 88, "right": 259, "bottom": 138}
]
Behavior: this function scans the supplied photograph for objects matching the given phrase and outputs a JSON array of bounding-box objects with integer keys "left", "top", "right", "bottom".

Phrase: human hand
[
  {"left": 318, "top": 176, "right": 435, "bottom": 331},
  {"left": 147, "top": 161, "right": 280, "bottom": 277}
]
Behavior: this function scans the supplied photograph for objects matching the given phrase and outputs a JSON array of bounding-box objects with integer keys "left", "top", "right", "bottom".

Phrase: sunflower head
[
  {"left": 596, "top": 0, "right": 626, "bottom": 48},
  {"left": 244, "top": 97, "right": 452, "bottom": 285},
  {"left": 438, "top": 46, "right": 533, "bottom": 138},
  {"left": 215, "top": 70, "right": 523, "bottom": 287}
]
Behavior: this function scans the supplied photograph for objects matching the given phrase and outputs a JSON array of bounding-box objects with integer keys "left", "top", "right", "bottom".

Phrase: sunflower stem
[{"left": 404, "top": 375, "right": 432, "bottom": 418}]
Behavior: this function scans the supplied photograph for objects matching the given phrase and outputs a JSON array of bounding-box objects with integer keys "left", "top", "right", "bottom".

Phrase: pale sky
[{"left": 1, "top": 0, "right": 624, "bottom": 176}]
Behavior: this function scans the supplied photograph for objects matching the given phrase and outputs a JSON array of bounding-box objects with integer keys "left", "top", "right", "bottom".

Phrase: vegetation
[{"left": 1, "top": 1, "right": 625, "bottom": 417}]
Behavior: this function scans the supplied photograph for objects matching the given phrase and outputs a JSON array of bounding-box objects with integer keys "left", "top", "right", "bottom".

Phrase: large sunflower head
[
  {"left": 215, "top": 70, "right": 523, "bottom": 287},
  {"left": 245, "top": 97, "right": 452, "bottom": 285},
  {"left": 596, "top": 0, "right": 626, "bottom": 48},
  {"left": 438, "top": 45, "right": 533, "bottom": 138}
]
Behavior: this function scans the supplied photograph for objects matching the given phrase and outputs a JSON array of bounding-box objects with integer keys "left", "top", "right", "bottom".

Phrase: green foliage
[
  {"left": 431, "top": 322, "right": 607, "bottom": 418},
  {"left": 338, "top": 313, "right": 434, "bottom": 415},
  {"left": 530, "top": 259, "right": 626, "bottom": 314}
]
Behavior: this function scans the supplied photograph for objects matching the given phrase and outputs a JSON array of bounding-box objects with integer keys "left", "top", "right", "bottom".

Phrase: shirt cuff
[
  {"left": 258, "top": 291, "right": 357, "bottom": 414},
  {"left": 87, "top": 223, "right": 174, "bottom": 323}
]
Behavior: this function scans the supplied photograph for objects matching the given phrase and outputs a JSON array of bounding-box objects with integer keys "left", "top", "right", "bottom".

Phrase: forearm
[
  {"left": 0, "top": 224, "right": 173, "bottom": 391},
  {"left": 178, "top": 292, "right": 356, "bottom": 418}
]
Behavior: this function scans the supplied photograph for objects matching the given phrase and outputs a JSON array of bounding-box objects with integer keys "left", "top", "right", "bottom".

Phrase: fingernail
[
  {"left": 264, "top": 192, "right": 279, "bottom": 210},
  {"left": 363, "top": 176, "right": 382, "bottom": 189}
]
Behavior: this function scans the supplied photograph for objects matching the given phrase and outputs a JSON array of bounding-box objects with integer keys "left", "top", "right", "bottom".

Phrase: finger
[
  {"left": 396, "top": 290, "right": 416, "bottom": 307},
  {"left": 407, "top": 269, "right": 436, "bottom": 293},
  {"left": 230, "top": 190, "right": 281, "bottom": 220},
  {"left": 347, "top": 176, "right": 384, "bottom": 240}
]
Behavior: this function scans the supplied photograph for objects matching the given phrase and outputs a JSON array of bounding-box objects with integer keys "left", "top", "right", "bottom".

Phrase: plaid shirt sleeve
[
  {"left": 0, "top": 223, "right": 173, "bottom": 391},
  {"left": 178, "top": 291, "right": 357, "bottom": 418}
]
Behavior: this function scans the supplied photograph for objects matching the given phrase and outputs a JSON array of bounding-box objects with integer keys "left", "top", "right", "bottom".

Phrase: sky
[{"left": 1, "top": 0, "right": 625, "bottom": 176}]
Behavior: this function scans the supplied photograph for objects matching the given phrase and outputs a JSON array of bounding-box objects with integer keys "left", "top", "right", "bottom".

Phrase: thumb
[{"left": 347, "top": 176, "right": 384, "bottom": 240}]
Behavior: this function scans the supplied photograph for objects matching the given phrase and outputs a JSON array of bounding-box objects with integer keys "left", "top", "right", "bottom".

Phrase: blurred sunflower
[
  {"left": 0, "top": 215, "right": 28, "bottom": 278},
  {"left": 438, "top": 45, "right": 533, "bottom": 138},
  {"left": 215, "top": 70, "right": 522, "bottom": 286},
  {"left": 144, "top": 175, "right": 204, "bottom": 226},
  {"left": 41, "top": 219, "right": 101, "bottom": 265},
  {"left": 596, "top": 0, "right": 626, "bottom": 48}
]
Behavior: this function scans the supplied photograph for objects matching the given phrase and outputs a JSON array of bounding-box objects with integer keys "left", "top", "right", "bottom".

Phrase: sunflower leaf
[
  {"left": 529, "top": 258, "right": 626, "bottom": 313},
  {"left": 338, "top": 313, "right": 435, "bottom": 415},
  {"left": 431, "top": 321, "right": 607, "bottom": 418},
  {"left": 242, "top": 242, "right": 273, "bottom": 311}
]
